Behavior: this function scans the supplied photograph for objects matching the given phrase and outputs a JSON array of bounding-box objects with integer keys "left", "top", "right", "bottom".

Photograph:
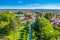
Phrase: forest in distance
[{"left": 0, "top": 9, "right": 60, "bottom": 40}]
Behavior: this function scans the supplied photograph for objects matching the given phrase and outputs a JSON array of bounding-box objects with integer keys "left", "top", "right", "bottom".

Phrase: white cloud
[
  {"left": 40, "top": 4, "right": 60, "bottom": 9},
  {"left": 24, "top": 4, "right": 41, "bottom": 7},
  {"left": 21, "top": 4, "right": 60, "bottom": 9},
  {"left": 0, "top": 4, "right": 60, "bottom": 9}
]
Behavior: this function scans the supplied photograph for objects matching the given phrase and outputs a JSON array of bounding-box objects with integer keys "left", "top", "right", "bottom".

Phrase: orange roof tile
[{"left": 24, "top": 17, "right": 32, "bottom": 20}]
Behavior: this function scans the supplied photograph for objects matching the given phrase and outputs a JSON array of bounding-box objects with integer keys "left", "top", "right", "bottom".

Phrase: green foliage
[
  {"left": 0, "top": 11, "right": 24, "bottom": 40},
  {"left": 0, "top": 13, "right": 19, "bottom": 39},
  {"left": 18, "top": 26, "right": 29, "bottom": 40},
  {"left": 53, "top": 24, "right": 59, "bottom": 31},
  {"left": 18, "top": 21, "right": 31, "bottom": 40},
  {"left": 25, "top": 21, "right": 31, "bottom": 27},
  {"left": 0, "top": 11, "right": 60, "bottom": 40},
  {"left": 32, "top": 17, "right": 60, "bottom": 40},
  {"left": 16, "top": 11, "right": 23, "bottom": 14},
  {"left": 45, "top": 12, "right": 55, "bottom": 20},
  {"left": 36, "top": 12, "right": 46, "bottom": 18},
  {"left": 0, "top": 13, "right": 15, "bottom": 35}
]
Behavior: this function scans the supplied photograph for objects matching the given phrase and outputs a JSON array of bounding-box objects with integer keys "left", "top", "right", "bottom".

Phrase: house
[
  {"left": 16, "top": 13, "right": 25, "bottom": 20},
  {"left": 51, "top": 15, "right": 56, "bottom": 21},
  {"left": 15, "top": 11, "right": 36, "bottom": 24},
  {"left": 23, "top": 12, "right": 36, "bottom": 24},
  {"left": 23, "top": 17, "right": 33, "bottom": 24},
  {"left": 51, "top": 14, "right": 60, "bottom": 25},
  {"left": 56, "top": 14, "right": 60, "bottom": 19}
]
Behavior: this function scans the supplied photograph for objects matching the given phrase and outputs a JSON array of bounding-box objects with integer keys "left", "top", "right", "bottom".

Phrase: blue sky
[{"left": 0, "top": 0, "right": 60, "bottom": 9}]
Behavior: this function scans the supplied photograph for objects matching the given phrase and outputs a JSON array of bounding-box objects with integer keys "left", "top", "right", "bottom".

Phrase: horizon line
[{"left": 0, "top": 8, "right": 60, "bottom": 9}]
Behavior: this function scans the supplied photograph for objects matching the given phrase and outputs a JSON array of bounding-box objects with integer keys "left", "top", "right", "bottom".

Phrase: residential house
[
  {"left": 23, "top": 12, "right": 36, "bottom": 24},
  {"left": 51, "top": 14, "right": 60, "bottom": 25},
  {"left": 16, "top": 13, "right": 25, "bottom": 20}
]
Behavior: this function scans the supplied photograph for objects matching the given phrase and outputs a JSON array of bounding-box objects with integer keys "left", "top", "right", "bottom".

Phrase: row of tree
[{"left": 0, "top": 11, "right": 23, "bottom": 40}]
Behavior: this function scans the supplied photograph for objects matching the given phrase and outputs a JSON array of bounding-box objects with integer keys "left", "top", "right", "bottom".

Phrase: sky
[{"left": 0, "top": 0, "right": 60, "bottom": 9}]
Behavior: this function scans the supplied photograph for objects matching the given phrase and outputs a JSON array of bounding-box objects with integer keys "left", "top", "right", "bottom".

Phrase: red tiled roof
[{"left": 24, "top": 17, "right": 32, "bottom": 20}]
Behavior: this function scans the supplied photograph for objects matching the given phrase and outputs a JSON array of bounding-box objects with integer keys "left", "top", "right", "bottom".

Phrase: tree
[
  {"left": 16, "top": 11, "right": 23, "bottom": 14},
  {"left": 32, "top": 17, "right": 60, "bottom": 40},
  {"left": 0, "top": 12, "right": 24, "bottom": 40},
  {"left": 45, "top": 12, "right": 55, "bottom": 20},
  {"left": 36, "top": 12, "right": 46, "bottom": 18},
  {"left": 0, "top": 12, "right": 16, "bottom": 37},
  {"left": 18, "top": 21, "right": 31, "bottom": 40}
]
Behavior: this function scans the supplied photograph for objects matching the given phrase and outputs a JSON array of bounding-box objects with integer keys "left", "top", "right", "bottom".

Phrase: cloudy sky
[{"left": 0, "top": 0, "right": 60, "bottom": 9}]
